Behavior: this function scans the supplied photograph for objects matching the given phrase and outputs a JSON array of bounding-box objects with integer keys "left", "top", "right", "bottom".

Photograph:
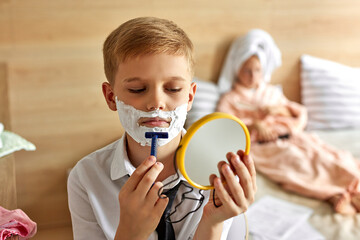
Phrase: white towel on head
[{"left": 217, "top": 29, "right": 282, "bottom": 94}]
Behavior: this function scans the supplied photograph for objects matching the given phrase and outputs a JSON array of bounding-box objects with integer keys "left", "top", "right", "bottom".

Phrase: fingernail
[
  {"left": 160, "top": 194, "right": 168, "bottom": 199},
  {"left": 237, "top": 150, "right": 245, "bottom": 157},
  {"left": 156, "top": 162, "right": 163, "bottom": 168},
  {"left": 148, "top": 156, "right": 156, "bottom": 163},
  {"left": 214, "top": 178, "right": 219, "bottom": 187},
  {"left": 215, "top": 177, "right": 222, "bottom": 187}
]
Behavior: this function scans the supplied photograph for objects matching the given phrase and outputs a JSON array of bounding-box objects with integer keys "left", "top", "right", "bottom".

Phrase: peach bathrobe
[{"left": 217, "top": 82, "right": 360, "bottom": 201}]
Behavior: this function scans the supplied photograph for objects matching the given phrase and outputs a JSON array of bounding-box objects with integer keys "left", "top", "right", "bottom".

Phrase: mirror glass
[{"left": 177, "top": 113, "right": 250, "bottom": 190}]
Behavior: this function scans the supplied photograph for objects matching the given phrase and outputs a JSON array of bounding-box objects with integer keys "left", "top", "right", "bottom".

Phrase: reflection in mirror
[{"left": 177, "top": 113, "right": 250, "bottom": 190}]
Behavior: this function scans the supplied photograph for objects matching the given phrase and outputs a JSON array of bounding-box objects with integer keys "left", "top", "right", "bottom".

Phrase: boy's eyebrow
[
  {"left": 123, "top": 76, "right": 187, "bottom": 83},
  {"left": 166, "top": 76, "right": 187, "bottom": 82},
  {"left": 123, "top": 77, "right": 142, "bottom": 83}
]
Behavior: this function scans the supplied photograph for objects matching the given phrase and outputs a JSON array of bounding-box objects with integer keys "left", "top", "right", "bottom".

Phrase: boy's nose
[
  {"left": 147, "top": 93, "right": 165, "bottom": 111},
  {"left": 148, "top": 104, "right": 165, "bottom": 111}
]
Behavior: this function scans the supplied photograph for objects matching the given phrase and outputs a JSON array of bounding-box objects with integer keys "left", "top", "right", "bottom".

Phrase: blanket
[{"left": 217, "top": 82, "right": 360, "bottom": 214}]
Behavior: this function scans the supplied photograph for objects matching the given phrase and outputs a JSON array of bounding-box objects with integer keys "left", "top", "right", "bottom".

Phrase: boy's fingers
[
  {"left": 222, "top": 156, "right": 245, "bottom": 206},
  {"left": 226, "top": 152, "right": 240, "bottom": 170},
  {"left": 146, "top": 181, "right": 164, "bottom": 206},
  {"left": 237, "top": 151, "right": 256, "bottom": 180},
  {"left": 239, "top": 152, "right": 257, "bottom": 193},
  {"left": 154, "top": 196, "right": 169, "bottom": 218},
  {"left": 230, "top": 151, "right": 254, "bottom": 201},
  {"left": 209, "top": 174, "right": 217, "bottom": 186},
  {"left": 135, "top": 161, "right": 164, "bottom": 197},
  {"left": 214, "top": 177, "right": 238, "bottom": 212},
  {"left": 122, "top": 156, "right": 157, "bottom": 193},
  {"left": 217, "top": 161, "right": 228, "bottom": 183}
]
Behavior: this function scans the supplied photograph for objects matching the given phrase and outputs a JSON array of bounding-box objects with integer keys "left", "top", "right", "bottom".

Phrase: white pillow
[
  {"left": 185, "top": 78, "right": 220, "bottom": 128},
  {"left": 301, "top": 54, "right": 360, "bottom": 130}
]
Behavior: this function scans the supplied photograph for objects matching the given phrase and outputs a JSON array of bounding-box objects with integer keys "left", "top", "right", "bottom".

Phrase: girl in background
[{"left": 217, "top": 29, "right": 360, "bottom": 215}]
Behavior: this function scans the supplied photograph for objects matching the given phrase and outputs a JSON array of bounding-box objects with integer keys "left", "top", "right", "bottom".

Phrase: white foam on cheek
[{"left": 115, "top": 97, "right": 188, "bottom": 146}]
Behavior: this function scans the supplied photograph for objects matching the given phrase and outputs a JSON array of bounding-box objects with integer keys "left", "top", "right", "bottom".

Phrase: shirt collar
[
  {"left": 111, "top": 130, "right": 188, "bottom": 184},
  {"left": 110, "top": 134, "right": 135, "bottom": 180},
  {"left": 162, "top": 170, "right": 187, "bottom": 190}
]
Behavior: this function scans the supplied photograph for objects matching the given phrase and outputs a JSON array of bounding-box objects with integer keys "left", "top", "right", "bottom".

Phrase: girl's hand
[
  {"left": 260, "top": 106, "right": 292, "bottom": 117},
  {"left": 253, "top": 120, "right": 278, "bottom": 142},
  {"left": 114, "top": 156, "right": 168, "bottom": 240}
]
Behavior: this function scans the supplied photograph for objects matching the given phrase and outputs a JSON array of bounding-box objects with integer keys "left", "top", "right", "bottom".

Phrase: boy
[{"left": 67, "top": 17, "right": 256, "bottom": 240}]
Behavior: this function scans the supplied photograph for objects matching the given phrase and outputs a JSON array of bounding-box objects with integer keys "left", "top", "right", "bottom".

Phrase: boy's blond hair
[{"left": 103, "top": 17, "right": 195, "bottom": 85}]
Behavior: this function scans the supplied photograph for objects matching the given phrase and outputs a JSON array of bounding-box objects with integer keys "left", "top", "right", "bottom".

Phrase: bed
[
  {"left": 254, "top": 128, "right": 360, "bottom": 240},
  {"left": 186, "top": 54, "right": 360, "bottom": 240}
]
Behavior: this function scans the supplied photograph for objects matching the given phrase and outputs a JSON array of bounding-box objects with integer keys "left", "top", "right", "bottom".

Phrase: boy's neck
[{"left": 125, "top": 133, "right": 181, "bottom": 182}]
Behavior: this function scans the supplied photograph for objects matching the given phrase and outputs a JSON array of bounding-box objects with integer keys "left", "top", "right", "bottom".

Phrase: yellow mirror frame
[{"left": 177, "top": 112, "right": 251, "bottom": 190}]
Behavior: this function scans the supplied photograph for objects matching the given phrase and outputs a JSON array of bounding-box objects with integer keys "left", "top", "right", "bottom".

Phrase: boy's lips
[{"left": 138, "top": 117, "right": 171, "bottom": 128}]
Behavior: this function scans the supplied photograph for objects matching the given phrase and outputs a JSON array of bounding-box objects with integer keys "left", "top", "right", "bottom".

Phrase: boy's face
[
  {"left": 236, "top": 55, "right": 263, "bottom": 89},
  {"left": 103, "top": 53, "right": 196, "bottom": 128}
]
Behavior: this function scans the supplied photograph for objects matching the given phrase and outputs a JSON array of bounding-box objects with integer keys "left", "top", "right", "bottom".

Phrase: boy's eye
[
  {"left": 128, "top": 88, "right": 145, "bottom": 93},
  {"left": 166, "top": 88, "right": 182, "bottom": 93}
]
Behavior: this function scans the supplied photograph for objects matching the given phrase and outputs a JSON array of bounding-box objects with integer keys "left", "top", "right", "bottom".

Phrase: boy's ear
[
  {"left": 187, "top": 82, "right": 197, "bottom": 111},
  {"left": 102, "top": 82, "right": 117, "bottom": 111}
]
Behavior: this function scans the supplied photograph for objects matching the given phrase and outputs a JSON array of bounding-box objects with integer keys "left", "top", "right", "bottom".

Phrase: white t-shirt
[{"left": 67, "top": 134, "right": 236, "bottom": 240}]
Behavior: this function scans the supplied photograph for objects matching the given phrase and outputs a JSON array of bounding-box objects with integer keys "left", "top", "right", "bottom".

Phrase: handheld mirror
[{"left": 177, "top": 112, "right": 250, "bottom": 190}]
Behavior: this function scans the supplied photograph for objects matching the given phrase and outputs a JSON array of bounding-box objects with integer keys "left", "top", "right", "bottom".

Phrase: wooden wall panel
[
  {"left": 8, "top": 57, "right": 123, "bottom": 226},
  {"left": 0, "top": 154, "right": 17, "bottom": 210},
  {"left": 0, "top": 63, "right": 10, "bottom": 129},
  {"left": 0, "top": 0, "right": 360, "bottom": 234},
  {"left": 0, "top": 63, "right": 17, "bottom": 210}
]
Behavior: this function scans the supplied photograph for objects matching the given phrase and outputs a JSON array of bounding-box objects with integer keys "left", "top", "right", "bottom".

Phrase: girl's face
[{"left": 236, "top": 55, "right": 263, "bottom": 89}]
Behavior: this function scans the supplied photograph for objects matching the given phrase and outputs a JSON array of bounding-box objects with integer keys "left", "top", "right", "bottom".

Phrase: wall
[
  {"left": 1, "top": 0, "right": 360, "bottom": 236},
  {"left": 0, "top": 63, "right": 17, "bottom": 211}
]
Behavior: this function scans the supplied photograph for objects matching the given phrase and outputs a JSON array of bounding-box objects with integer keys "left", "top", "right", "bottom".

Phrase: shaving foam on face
[{"left": 115, "top": 97, "right": 188, "bottom": 146}]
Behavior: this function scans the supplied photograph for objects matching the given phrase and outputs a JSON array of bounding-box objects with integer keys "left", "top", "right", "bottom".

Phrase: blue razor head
[{"left": 145, "top": 132, "right": 169, "bottom": 139}]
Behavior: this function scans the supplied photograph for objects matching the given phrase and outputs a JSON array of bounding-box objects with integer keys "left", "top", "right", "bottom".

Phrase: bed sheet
[
  {"left": 251, "top": 128, "right": 360, "bottom": 240},
  {"left": 311, "top": 128, "right": 360, "bottom": 159}
]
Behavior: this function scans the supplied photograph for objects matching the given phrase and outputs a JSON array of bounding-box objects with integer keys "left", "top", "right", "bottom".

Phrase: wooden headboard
[{"left": 1, "top": 0, "right": 360, "bottom": 234}]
